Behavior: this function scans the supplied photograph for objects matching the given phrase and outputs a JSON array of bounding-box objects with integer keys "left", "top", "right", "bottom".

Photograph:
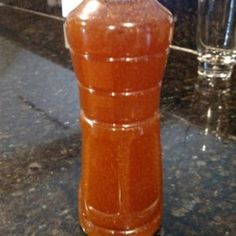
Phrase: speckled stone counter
[{"left": 0, "top": 1, "right": 235, "bottom": 236}]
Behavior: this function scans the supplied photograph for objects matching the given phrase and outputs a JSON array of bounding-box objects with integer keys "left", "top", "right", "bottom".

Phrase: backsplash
[{"left": 1, "top": 0, "right": 198, "bottom": 49}]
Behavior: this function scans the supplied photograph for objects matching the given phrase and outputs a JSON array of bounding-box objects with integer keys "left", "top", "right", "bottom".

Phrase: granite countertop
[{"left": 0, "top": 1, "right": 235, "bottom": 236}]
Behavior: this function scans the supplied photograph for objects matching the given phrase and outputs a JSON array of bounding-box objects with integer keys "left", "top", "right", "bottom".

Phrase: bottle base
[
  {"left": 80, "top": 225, "right": 163, "bottom": 236},
  {"left": 79, "top": 214, "right": 162, "bottom": 236}
]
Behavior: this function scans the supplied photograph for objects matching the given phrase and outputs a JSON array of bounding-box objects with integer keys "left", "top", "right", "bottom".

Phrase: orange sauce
[{"left": 66, "top": 1, "right": 173, "bottom": 235}]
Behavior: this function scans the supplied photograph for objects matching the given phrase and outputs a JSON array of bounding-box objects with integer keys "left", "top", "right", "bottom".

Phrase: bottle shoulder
[
  {"left": 67, "top": 0, "right": 173, "bottom": 28},
  {"left": 66, "top": 0, "right": 174, "bottom": 56}
]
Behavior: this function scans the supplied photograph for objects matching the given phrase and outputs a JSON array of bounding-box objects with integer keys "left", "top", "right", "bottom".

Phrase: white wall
[{"left": 61, "top": 0, "right": 83, "bottom": 17}]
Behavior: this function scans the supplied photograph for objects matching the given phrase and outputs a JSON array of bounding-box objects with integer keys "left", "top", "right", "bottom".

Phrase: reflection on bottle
[{"left": 192, "top": 69, "right": 233, "bottom": 140}]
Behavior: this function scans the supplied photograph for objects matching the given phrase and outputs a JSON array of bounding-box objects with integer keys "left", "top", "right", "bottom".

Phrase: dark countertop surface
[{"left": 0, "top": 1, "right": 235, "bottom": 236}]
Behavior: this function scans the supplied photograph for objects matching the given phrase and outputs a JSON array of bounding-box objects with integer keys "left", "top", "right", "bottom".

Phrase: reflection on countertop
[
  {"left": 162, "top": 50, "right": 236, "bottom": 140},
  {"left": 0, "top": 1, "right": 235, "bottom": 236}
]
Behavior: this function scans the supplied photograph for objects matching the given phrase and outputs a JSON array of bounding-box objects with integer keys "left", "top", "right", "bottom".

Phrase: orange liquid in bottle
[{"left": 66, "top": 0, "right": 173, "bottom": 235}]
